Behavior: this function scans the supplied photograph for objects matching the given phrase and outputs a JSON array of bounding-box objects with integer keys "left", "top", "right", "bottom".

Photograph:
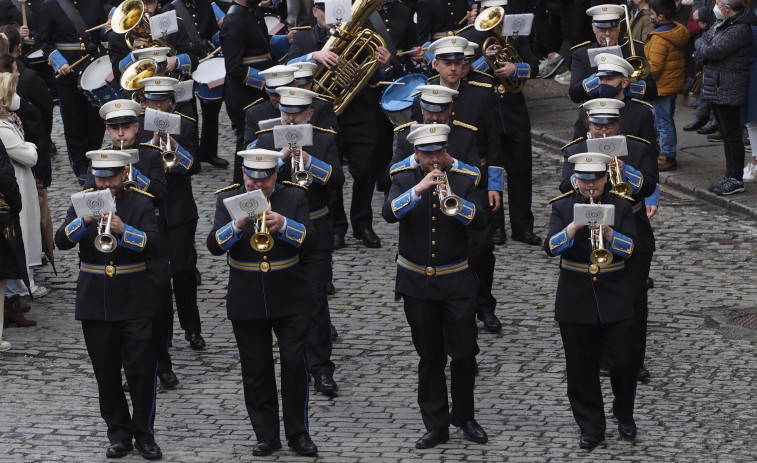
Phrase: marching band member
[
  {"left": 290, "top": 61, "right": 338, "bottom": 133},
  {"left": 54, "top": 150, "right": 163, "bottom": 460},
  {"left": 383, "top": 124, "right": 489, "bottom": 449},
  {"left": 255, "top": 87, "right": 344, "bottom": 395},
  {"left": 544, "top": 152, "right": 639, "bottom": 450},
  {"left": 207, "top": 149, "right": 318, "bottom": 457},
  {"left": 415, "top": 0, "right": 471, "bottom": 43}
]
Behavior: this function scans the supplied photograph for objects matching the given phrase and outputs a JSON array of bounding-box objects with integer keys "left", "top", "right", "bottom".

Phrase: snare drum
[
  {"left": 380, "top": 73, "right": 428, "bottom": 127},
  {"left": 78, "top": 56, "right": 122, "bottom": 108},
  {"left": 192, "top": 58, "right": 226, "bottom": 101},
  {"left": 264, "top": 14, "right": 287, "bottom": 35}
]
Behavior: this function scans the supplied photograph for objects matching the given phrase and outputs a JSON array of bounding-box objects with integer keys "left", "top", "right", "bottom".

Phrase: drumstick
[
  {"left": 54, "top": 54, "right": 91, "bottom": 79},
  {"left": 198, "top": 47, "right": 222, "bottom": 64},
  {"left": 458, "top": 11, "right": 471, "bottom": 25},
  {"left": 396, "top": 47, "right": 428, "bottom": 56},
  {"left": 84, "top": 22, "right": 110, "bottom": 33},
  {"left": 21, "top": 3, "right": 27, "bottom": 27},
  {"left": 375, "top": 81, "right": 404, "bottom": 86}
]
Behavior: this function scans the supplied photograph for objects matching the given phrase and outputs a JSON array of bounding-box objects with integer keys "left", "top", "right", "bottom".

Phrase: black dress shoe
[
  {"left": 135, "top": 441, "right": 162, "bottom": 460},
  {"left": 185, "top": 332, "right": 206, "bottom": 350},
  {"left": 288, "top": 433, "right": 318, "bottom": 456},
  {"left": 492, "top": 227, "right": 506, "bottom": 245},
  {"left": 637, "top": 365, "right": 650, "bottom": 381},
  {"left": 206, "top": 155, "right": 229, "bottom": 168},
  {"left": 683, "top": 117, "right": 708, "bottom": 131},
  {"left": 511, "top": 230, "right": 541, "bottom": 246},
  {"left": 314, "top": 373, "right": 338, "bottom": 395},
  {"left": 49, "top": 142, "right": 58, "bottom": 155},
  {"left": 330, "top": 323, "right": 338, "bottom": 341},
  {"left": 333, "top": 233, "right": 346, "bottom": 250},
  {"left": 697, "top": 122, "right": 718, "bottom": 135},
  {"left": 106, "top": 441, "right": 133, "bottom": 458},
  {"left": 618, "top": 420, "right": 637, "bottom": 439},
  {"left": 579, "top": 434, "right": 602, "bottom": 450},
  {"left": 481, "top": 313, "right": 502, "bottom": 333},
  {"left": 326, "top": 280, "right": 336, "bottom": 295},
  {"left": 415, "top": 429, "right": 449, "bottom": 449},
  {"left": 453, "top": 418, "right": 488, "bottom": 444},
  {"left": 599, "top": 367, "right": 610, "bottom": 377},
  {"left": 646, "top": 277, "right": 654, "bottom": 289},
  {"left": 252, "top": 439, "right": 282, "bottom": 456},
  {"left": 353, "top": 228, "right": 381, "bottom": 248},
  {"left": 158, "top": 371, "right": 180, "bottom": 390}
]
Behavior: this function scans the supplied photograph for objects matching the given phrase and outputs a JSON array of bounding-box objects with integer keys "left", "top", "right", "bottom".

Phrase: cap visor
[
  {"left": 144, "top": 92, "right": 173, "bottom": 101},
  {"left": 415, "top": 142, "right": 446, "bottom": 152},
  {"left": 588, "top": 115, "right": 619, "bottom": 124},
  {"left": 592, "top": 20, "right": 620, "bottom": 28},
  {"left": 574, "top": 171, "right": 607, "bottom": 180},
  {"left": 420, "top": 100, "right": 450, "bottom": 113},
  {"left": 243, "top": 167, "right": 276, "bottom": 179},
  {"left": 105, "top": 115, "right": 138, "bottom": 126},
  {"left": 596, "top": 69, "right": 624, "bottom": 77},
  {"left": 92, "top": 166, "right": 125, "bottom": 177},
  {"left": 435, "top": 53, "right": 464, "bottom": 61},
  {"left": 296, "top": 77, "right": 313, "bottom": 86},
  {"left": 279, "top": 104, "right": 311, "bottom": 114}
]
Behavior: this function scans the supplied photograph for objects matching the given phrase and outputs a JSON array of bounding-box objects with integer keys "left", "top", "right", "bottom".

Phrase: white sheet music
[
  {"left": 71, "top": 190, "right": 116, "bottom": 218},
  {"left": 573, "top": 203, "right": 615, "bottom": 226},
  {"left": 324, "top": 0, "right": 352, "bottom": 24},
  {"left": 149, "top": 11, "right": 179, "bottom": 39},
  {"left": 586, "top": 136, "right": 628, "bottom": 158},
  {"left": 144, "top": 108, "right": 182, "bottom": 134},
  {"left": 273, "top": 124, "right": 313, "bottom": 149},
  {"left": 502, "top": 14, "right": 533, "bottom": 37},
  {"left": 223, "top": 189, "right": 270, "bottom": 221},
  {"left": 173, "top": 80, "right": 194, "bottom": 103}
]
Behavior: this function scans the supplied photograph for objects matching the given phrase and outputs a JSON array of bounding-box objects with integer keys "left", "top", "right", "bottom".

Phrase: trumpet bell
[
  {"left": 591, "top": 249, "right": 613, "bottom": 267},
  {"left": 120, "top": 58, "right": 157, "bottom": 91},
  {"left": 611, "top": 183, "right": 634, "bottom": 197},
  {"left": 124, "top": 180, "right": 139, "bottom": 190},
  {"left": 293, "top": 170, "right": 313, "bottom": 187},
  {"left": 162, "top": 150, "right": 179, "bottom": 169},
  {"left": 474, "top": 6, "right": 504, "bottom": 31},
  {"left": 250, "top": 232, "right": 274, "bottom": 252},
  {"left": 441, "top": 195, "right": 462, "bottom": 216},
  {"left": 95, "top": 233, "right": 118, "bottom": 253}
]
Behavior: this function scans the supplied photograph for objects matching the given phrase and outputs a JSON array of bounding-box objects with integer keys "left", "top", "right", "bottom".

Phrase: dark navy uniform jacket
[
  {"left": 207, "top": 183, "right": 315, "bottom": 321},
  {"left": 572, "top": 98, "right": 658, "bottom": 153},
  {"left": 544, "top": 190, "right": 637, "bottom": 324},
  {"left": 415, "top": 0, "right": 468, "bottom": 43}
]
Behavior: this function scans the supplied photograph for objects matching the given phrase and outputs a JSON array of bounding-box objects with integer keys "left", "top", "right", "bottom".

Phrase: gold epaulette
[
  {"left": 631, "top": 98, "right": 653, "bottom": 109},
  {"left": 389, "top": 165, "right": 414, "bottom": 176},
  {"left": 627, "top": 134, "right": 651, "bottom": 145},
  {"left": 282, "top": 180, "right": 308, "bottom": 190},
  {"left": 472, "top": 70, "right": 493, "bottom": 79},
  {"left": 175, "top": 111, "right": 196, "bottom": 123},
  {"left": 131, "top": 188, "right": 154, "bottom": 199},
  {"left": 468, "top": 81, "right": 491, "bottom": 88},
  {"left": 140, "top": 143, "right": 161, "bottom": 150},
  {"left": 561, "top": 137, "right": 584, "bottom": 151},
  {"left": 548, "top": 190, "right": 576, "bottom": 204},
  {"left": 609, "top": 190, "right": 634, "bottom": 201},
  {"left": 394, "top": 121, "right": 417, "bottom": 133},
  {"left": 243, "top": 98, "right": 265, "bottom": 112},
  {"left": 453, "top": 120, "right": 477, "bottom": 131},
  {"left": 255, "top": 128, "right": 273, "bottom": 135},
  {"left": 290, "top": 26, "right": 312, "bottom": 31},
  {"left": 571, "top": 40, "right": 591, "bottom": 51},
  {"left": 215, "top": 183, "right": 240, "bottom": 195},
  {"left": 429, "top": 74, "right": 440, "bottom": 81},
  {"left": 456, "top": 24, "right": 474, "bottom": 34},
  {"left": 78, "top": 188, "right": 95, "bottom": 194},
  {"left": 313, "top": 126, "right": 336, "bottom": 134}
]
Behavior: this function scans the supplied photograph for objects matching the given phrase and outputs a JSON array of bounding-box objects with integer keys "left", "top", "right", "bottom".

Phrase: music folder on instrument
[
  {"left": 144, "top": 108, "right": 182, "bottom": 134},
  {"left": 324, "top": 0, "right": 352, "bottom": 24},
  {"left": 223, "top": 189, "right": 270, "bottom": 222},
  {"left": 174, "top": 80, "right": 194, "bottom": 103},
  {"left": 258, "top": 118, "right": 282, "bottom": 131},
  {"left": 573, "top": 203, "right": 615, "bottom": 227},
  {"left": 71, "top": 190, "right": 117, "bottom": 219},
  {"left": 587, "top": 45, "right": 623, "bottom": 63},
  {"left": 273, "top": 124, "right": 313, "bottom": 149},
  {"left": 502, "top": 14, "right": 534, "bottom": 37},
  {"left": 149, "top": 10, "right": 179, "bottom": 40},
  {"left": 586, "top": 135, "right": 627, "bottom": 158}
]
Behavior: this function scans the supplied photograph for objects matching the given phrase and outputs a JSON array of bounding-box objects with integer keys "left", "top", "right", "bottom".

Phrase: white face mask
[
  {"left": 9, "top": 93, "right": 20, "bottom": 111},
  {"left": 714, "top": 4, "right": 725, "bottom": 20}
]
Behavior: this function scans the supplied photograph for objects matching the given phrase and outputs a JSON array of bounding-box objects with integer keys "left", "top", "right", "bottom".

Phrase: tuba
[
  {"left": 311, "top": 0, "right": 387, "bottom": 116},
  {"left": 250, "top": 208, "right": 274, "bottom": 252},
  {"left": 434, "top": 164, "right": 462, "bottom": 216},
  {"left": 94, "top": 212, "right": 118, "bottom": 253},
  {"left": 620, "top": 4, "right": 651, "bottom": 80},
  {"left": 120, "top": 58, "right": 158, "bottom": 91},
  {"left": 474, "top": 6, "right": 526, "bottom": 93},
  {"left": 111, "top": 0, "right": 164, "bottom": 50},
  {"left": 588, "top": 190, "right": 613, "bottom": 268}
]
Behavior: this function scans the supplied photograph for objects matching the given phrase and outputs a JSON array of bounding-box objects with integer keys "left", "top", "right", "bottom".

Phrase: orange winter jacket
[{"left": 644, "top": 22, "right": 690, "bottom": 96}]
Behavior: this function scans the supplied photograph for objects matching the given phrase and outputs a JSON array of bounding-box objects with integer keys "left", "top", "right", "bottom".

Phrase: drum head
[
  {"left": 264, "top": 14, "right": 286, "bottom": 35},
  {"left": 27, "top": 49, "right": 44, "bottom": 59},
  {"left": 79, "top": 56, "right": 111, "bottom": 91},
  {"left": 192, "top": 58, "right": 226, "bottom": 84},
  {"left": 380, "top": 73, "right": 428, "bottom": 112}
]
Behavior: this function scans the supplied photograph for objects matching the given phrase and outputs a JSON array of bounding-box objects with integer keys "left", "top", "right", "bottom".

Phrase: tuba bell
[
  {"left": 588, "top": 190, "right": 613, "bottom": 267},
  {"left": 434, "top": 164, "right": 462, "bottom": 216},
  {"left": 474, "top": 6, "right": 526, "bottom": 93},
  {"left": 111, "top": 0, "right": 164, "bottom": 50},
  {"left": 94, "top": 212, "right": 118, "bottom": 253},
  {"left": 620, "top": 4, "right": 651, "bottom": 80},
  {"left": 120, "top": 58, "right": 158, "bottom": 91},
  {"left": 311, "top": 0, "right": 387, "bottom": 116}
]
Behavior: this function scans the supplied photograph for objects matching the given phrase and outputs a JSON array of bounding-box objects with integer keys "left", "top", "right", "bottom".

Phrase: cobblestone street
[{"left": 1, "top": 102, "right": 757, "bottom": 462}]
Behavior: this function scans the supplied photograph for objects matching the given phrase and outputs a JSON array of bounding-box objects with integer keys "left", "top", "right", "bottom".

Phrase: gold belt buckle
[
  {"left": 105, "top": 262, "right": 116, "bottom": 278},
  {"left": 589, "top": 264, "right": 599, "bottom": 275},
  {"left": 260, "top": 262, "right": 271, "bottom": 273},
  {"left": 497, "top": 84, "right": 506, "bottom": 95},
  {"left": 425, "top": 266, "right": 436, "bottom": 276}
]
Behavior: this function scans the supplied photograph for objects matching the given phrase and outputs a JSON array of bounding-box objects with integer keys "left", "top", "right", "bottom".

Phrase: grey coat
[{"left": 695, "top": 9, "right": 757, "bottom": 106}]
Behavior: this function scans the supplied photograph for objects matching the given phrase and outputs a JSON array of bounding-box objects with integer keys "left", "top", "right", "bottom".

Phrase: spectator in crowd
[
  {"left": 645, "top": 0, "right": 690, "bottom": 171},
  {"left": 695, "top": 0, "right": 756, "bottom": 195},
  {"left": 631, "top": 0, "right": 656, "bottom": 43},
  {"left": 743, "top": 2, "right": 757, "bottom": 181},
  {"left": 684, "top": 6, "right": 718, "bottom": 133}
]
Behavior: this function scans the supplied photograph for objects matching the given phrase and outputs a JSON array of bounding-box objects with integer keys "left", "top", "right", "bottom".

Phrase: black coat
[
  {"left": 415, "top": 0, "right": 468, "bottom": 43},
  {"left": 0, "top": 0, "right": 43, "bottom": 46},
  {"left": 0, "top": 142, "right": 26, "bottom": 280},
  {"left": 379, "top": 0, "right": 419, "bottom": 74},
  {"left": 572, "top": 98, "right": 658, "bottom": 151},
  {"left": 55, "top": 188, "right": 162, "bottom": 320},
  {"left": 206, "top": 183, "right": 315, "bottom": 320},
  {"left": 243, "top": 98, "right": 278, "bottom": 148},
  {"left": 544, "top": 190, "right": 637, "bottom": 324},
  {"left": 162, "top": 0, "right": 218, "bottom": 56}
]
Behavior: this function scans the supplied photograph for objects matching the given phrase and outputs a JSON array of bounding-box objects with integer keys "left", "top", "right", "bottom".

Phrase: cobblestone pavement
[{"left": 1, "top": 105, "right": 757, "bottom": 463}]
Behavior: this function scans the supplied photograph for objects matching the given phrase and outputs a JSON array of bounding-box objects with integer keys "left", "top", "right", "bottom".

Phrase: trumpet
[
  {"left": 434, "top": 163, "right": 462, "bottom": 216},
  {"left": 158, "top": 131, "right": 179, "bottom": 169},
  {"left": 290, "top": 145, "right": 312, "bottom": 187},
  {"left": 94, "top": 212, "right": 118, "bottom": 253},
  {"left": 250, "top": 208, "right": 274, "bottom": 252},
  {"left": 588, "top": 190, "right": 613, "bottom": 267},
  {"left": 122, "top": 142, "right": 139, "bottom": 191},
  {"left": 609, "top": 156, "right": 634, "bottom": 199}
]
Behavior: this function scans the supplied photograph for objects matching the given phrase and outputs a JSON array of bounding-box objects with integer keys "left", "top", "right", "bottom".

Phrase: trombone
[
  {"left": 158, "top": 131, "right": 179, "bottom": 169},
  {"left": 250, "top": 205, "right": 274, "bottom": 252},
  {"left": 434, "top": 163, "right": 462, "bottom": 216},
  {"left": 290, "top": 145, "right": 312, "bottom": 187},
  {"left": 620, "top": 3, "right": 651, "bottom": 80},
  {"left": 94, "top": 212, "right": 118, "bottom": 253},
  {"left": 588, "top": 190, "right": 613, "bottom": 268}
]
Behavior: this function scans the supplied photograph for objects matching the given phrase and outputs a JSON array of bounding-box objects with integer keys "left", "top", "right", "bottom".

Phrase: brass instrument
[
  {"left": 474, "top": 6, "right": 526, "bottom": 93},
  {"left": 620, "top": 4, "right": 651, "bottom": 80},
  {"left": 94, "top": 212, "right": 118, "bottom": 253},
  {"left": 588, "top": 189, "right": 613, "bottom": 267},
  {"left": 290, "top": 146, "right": 312, "bottom": 187},
  {"left": 311, "top": 0, "right": 387, "bottom": 116},
  {"left": 609, "top": 156, "right": 634, "bottom": 199},
  {"left": 434, "top": 163, "right": 462, "bottom": 216},
  {"left": 250, "top": 206, "right": 274, "bottom": 252},
  {"left": 111, "top": 0, "right": 163, "bottom": 50},
  {"left": 158, "top": 131, "right": 178, "bottom": 169},
  {"left": 120, "top": 58, "right": 158, "bottom": 91},
  {"left": 122, "top": 142, "right": 139, "bottom": 190}
]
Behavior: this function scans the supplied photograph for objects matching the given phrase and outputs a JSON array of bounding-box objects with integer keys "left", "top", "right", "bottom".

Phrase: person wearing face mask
[
  {"left": 568, "top": 4, "right": 658, "bottom": 103},
  {"left": 695, "top": 0, "right": 756, "bottom": 195},
  {"left": 629, "top": 0, "right": 656, "bottom": 44}
]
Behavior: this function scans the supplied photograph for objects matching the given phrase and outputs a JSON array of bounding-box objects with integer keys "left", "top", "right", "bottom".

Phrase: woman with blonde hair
[{"left": 0, "top": 69, "right": 41, "bottom": 326}]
